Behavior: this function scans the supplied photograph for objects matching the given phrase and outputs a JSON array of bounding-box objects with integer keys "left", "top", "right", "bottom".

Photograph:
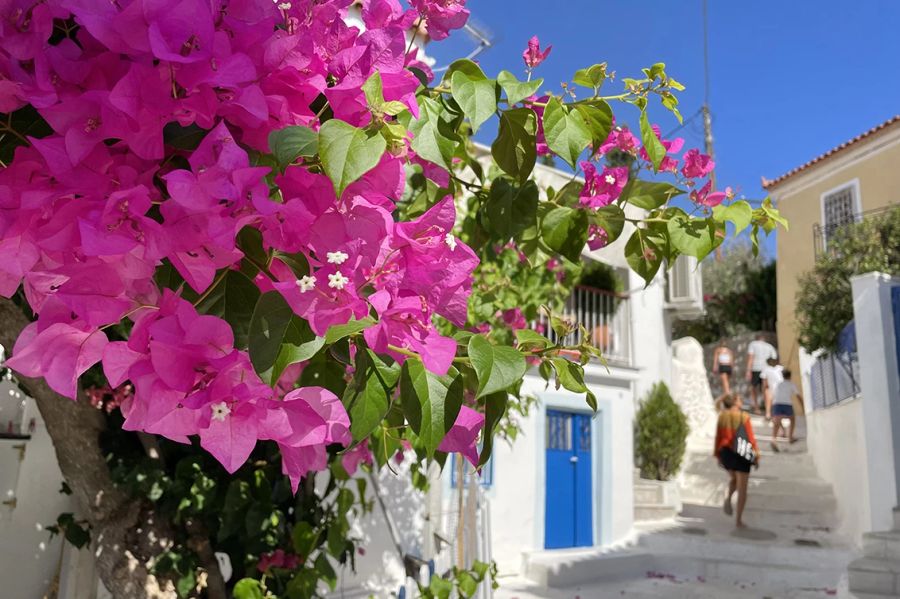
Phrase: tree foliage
[
  {"left": 634, "top": 382, "right": 689, "bottom": 481},
  {"left": 796, "top": 207, "right": 900, "bottom": 353}
]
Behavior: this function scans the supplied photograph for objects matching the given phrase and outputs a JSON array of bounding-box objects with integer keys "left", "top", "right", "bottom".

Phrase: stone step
[
  {"left": 862, "top": 530, "right": 900, "bottom": 560},
  {"left": 848, "top": 557, "right": 900, "bottom": 596},
  {"left": 684, "top": 457, "right": 818, "bottom": 480},
  {"left": 679, "top": 502, "right": 838, "bottom": 530},
  {"left": 634, "top": 483, "right": 665, "bottom": 504},
  {"left": 634, "top": 503, "right": 677, "bottom": 522},
  {"left": 680, "top": 487, "right": 837, "bottom": 512},
  {"left": 638, "top": 527, "right": 854, "bottom": 571},
  {"left": 681, "top": 473, "right": 833, "bottom": 498},
  {"left": 522, "top": 549, "right": 651, "bottom": 588}
]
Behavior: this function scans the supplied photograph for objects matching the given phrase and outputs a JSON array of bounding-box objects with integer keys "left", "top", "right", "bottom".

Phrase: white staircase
[
  {"left": 633, "top": 414, "right": 857, "bottom": 595},
  {"left": 848, "top": 509, "right": 900, "bottom": 597}
]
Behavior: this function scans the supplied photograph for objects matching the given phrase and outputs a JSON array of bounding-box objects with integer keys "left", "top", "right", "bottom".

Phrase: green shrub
[{"left": 635, "top": 382, "right": 689, "bottom": 481}]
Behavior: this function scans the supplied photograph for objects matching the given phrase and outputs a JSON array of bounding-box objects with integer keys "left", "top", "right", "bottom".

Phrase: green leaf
[
  {"left": 712, "top": 201, "right": 753, "bottom": 235},
  {"left": 484, "top": 179, "right": 539, "bottom": 239},
  {"left": 478, "top": 391, "right": 508, "bottom": 467},
  {"left": 590, "top": 205, "right": 626, "bottom": 244},
  {"left": 343, "top": 349, "right": 400, "bottom": 441},
  {"left": 467, "top": 335, "right": 527, "bottom": 398},
  {"left": 268, "top": 125, "right": 318, "bottom": 168},
  {"left": 667, "top": 214, "right": 721, "bottom": 260},
  {"left": 249, "top": 292, "right": 324, "bottom": 383},
  {"left": 497, "top": 70, "right": 543, "bottom": 105},
  {"left": 408, "top": 97, "right": 457, "bottom": 170},
  {"left": 541, "top": 206, "right": 589, "bottom": 262},
  {"left": 399, "top": 359, "right": 463, "bottom": 456},
  {"left": 324, "top": 316, "right": 376, "bottom": 344},
  {"left": 491, "top": 108, "right": 537, "bottom": 183},
  {"left": 194, "top": 270, "right": 260, "bottom": 349},
  {"left": 552, "top": 358, "right": 588, "bottom": 393},
  {"left": 457, "top": 572, "right": 478, "bottom": 597},
  {"left": 233, "top": 579, "right": 265, "bottom": 599},
  {"left": 542, "top": 97, "right": 591, "bottom": 168},
  {"left": 625, "top": 229, "right": 663, "bottom": 285},
  {"left": 361, "top": 71, "right": 384, "bottom": 108},
  {"left": 624, "top": 180, "right": 685, "bottom": 210},
  {"left": 515, "top": 328, "right": 553, "bottom": 350},
  {"left": 639, "top": 109, "right": 666, "bottom": 172},
  {"left": 292, "top": 521, "right": 318, "bottom": 557},
  {"left": 262, "top": 315, "right": 325, "bottom": 385},
  {"left": 572, "top": 63, "right": 608, "bottom": 89},
  {"left": 442, "top": 59, "right": 488, "bottom": 83},
  {"left": 318, "top": 120, "right": 386, "bottom": 196},
  {"left": 315, "top": 554, "right": 338, "bottom": 591},
  {"left": 451, "top": 70, "right": 498, "bottom": 133},
  {"left": 574, "top": 101, "right": 613, "bottom": 155},
  {"left": 177, "top": 572, "right": 196, "bottom": 597}
]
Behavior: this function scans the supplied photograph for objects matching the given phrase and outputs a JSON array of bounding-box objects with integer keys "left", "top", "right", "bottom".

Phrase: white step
[
  {"left": 848, "top": 557, "right": 900, "bottom": 596},
  {"left": 634, "top": 483, "right": 665, "bottom": 504},
  {"left": 681, "top": 473, "right": 833, "bottom": 498},
  {"left": 634, "top": 503, "right": 677, "bottom": 522},
  {"left": 522, "top": 548, "right": 651, "bottom": 587},
  {"left": 862, "top": 530, "right": 900, "bottom": 560},
  {"left": 679, "top": 502, "right": 838, "bottom": 530}
]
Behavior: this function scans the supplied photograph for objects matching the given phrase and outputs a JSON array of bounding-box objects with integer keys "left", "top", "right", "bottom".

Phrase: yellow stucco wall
[{"left": 773, "top": 128, "right": 900, "bottom": 373}]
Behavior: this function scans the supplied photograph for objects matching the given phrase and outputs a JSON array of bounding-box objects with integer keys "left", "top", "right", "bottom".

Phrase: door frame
[{"left": 534, "top": 391, "right": 612, "bottom": 549}]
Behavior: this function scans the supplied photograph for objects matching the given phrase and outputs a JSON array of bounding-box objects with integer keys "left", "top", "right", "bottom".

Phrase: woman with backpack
[{"left": 714, "top": 394, "right": 760, "bottom": 529}]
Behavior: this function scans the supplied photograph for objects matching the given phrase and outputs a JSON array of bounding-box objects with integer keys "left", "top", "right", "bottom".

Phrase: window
[{"left": 821, "top": 181, "right": 861, "bottom": 245}]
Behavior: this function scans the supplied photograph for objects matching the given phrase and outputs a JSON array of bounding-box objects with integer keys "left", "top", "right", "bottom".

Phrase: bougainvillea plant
[{"left": 0, "top": 0, "right": 785, "bottom": 597}]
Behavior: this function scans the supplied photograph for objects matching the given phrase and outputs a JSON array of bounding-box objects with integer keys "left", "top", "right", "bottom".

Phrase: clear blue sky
[{"left": 425, "top": 1, "right": 900, "bottom": 257}]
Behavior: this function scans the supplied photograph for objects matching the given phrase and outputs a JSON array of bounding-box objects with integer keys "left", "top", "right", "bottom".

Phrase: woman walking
[
  {"left": 714, "top": 394, "right": 760, "bottom": 529},
  {"left": 712, "top": 339, "right": 735, "bottom": 395}
]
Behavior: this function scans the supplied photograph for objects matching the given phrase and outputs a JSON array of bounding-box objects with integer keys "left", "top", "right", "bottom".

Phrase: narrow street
[{"left": 497, "top": 415, "right": 859, "bottom": 598}]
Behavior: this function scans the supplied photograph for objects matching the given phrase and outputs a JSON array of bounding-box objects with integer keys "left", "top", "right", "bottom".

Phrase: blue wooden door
[{"left": 544, "top": 410, "right": 593, "bottom": 548}]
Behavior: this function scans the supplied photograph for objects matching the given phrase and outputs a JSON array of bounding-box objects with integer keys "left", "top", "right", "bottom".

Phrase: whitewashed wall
[
  {"left": 0, "top": 386, "right": 75, "bottom": 599},
  {"left": 485, "top": 368, "right": 636, "bottom": 576}
]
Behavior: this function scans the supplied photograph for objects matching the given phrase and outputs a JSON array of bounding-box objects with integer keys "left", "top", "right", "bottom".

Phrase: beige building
[{"left": 763, "top": 115, "right": 900, "bottom": 373}]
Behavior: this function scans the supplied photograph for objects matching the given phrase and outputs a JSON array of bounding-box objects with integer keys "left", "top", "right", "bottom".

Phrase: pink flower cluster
[
  {"left": 0, "top": 0, "right": 481, "bottom": 482},
  {"left": 580, "top": 122, "right": 724, "bottom": 213}
]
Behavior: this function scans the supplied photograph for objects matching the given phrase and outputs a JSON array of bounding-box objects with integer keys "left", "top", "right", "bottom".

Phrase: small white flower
[
  {"left": 326, "top": 250, "right": 349, "bottom": 265},
  {"left": 277, "top": 2, "right": 292, "bottom": 9},
  {"left": 604, "top": 174, "right": 616, "bottom": 185},
  {"left": 296, "top": 275, "right": 316, "bottom": 293},
  {"left": 328, "top": 271, "right": 349, "bottom": 290},
  {"left": 444, "top": 233, "right": 457, "bottom": 251},
  {"left": 211, "top": 402, "right": 230, "bottom": 422}
]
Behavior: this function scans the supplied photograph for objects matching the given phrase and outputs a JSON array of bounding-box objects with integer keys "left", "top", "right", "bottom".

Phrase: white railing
[{"left": 534, "top": 286, "right": 632, "bottom": 366}]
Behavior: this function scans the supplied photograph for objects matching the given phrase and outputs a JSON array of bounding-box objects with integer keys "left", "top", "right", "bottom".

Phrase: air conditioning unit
[{"left": 666, "top": 255, "right": 704, "bottom": 317}]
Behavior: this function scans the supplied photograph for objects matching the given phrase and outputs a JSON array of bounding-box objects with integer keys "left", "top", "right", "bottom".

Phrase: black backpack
[{"left": 732, "top": 413, "right": 756, "bottom": 464}]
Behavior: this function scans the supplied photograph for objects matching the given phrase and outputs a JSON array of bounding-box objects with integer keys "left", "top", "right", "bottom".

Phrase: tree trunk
[{"left": 0, "top": 298, "right": 180, "bottom": 599}]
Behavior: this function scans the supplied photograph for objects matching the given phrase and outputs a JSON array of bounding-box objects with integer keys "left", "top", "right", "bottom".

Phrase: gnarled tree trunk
[{"left": 0, "top": 298, "right": 181, "bottom": 599}]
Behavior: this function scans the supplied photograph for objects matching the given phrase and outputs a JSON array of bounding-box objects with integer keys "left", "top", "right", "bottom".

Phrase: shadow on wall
[{"left": 701, "top": 331, "right": 777, "bottom": 400}]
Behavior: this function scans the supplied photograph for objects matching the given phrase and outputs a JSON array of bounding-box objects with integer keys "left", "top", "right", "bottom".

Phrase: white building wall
[
  {"left": 486, "top": 367, "right": 636, "bottom": 576},
  {"left": 0, "top": 388, "right": 75, "bottom": 599}
]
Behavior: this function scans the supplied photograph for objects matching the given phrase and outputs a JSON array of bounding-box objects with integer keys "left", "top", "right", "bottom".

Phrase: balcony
[
  {"left": 813, "top": 204, "right": 900, "bottom": 256},
  {"left": 533, "top": 286, "right": 632, "bottom": 366}
]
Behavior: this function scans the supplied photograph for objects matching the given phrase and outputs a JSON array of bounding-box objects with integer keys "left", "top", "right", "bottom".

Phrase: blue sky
[{"left": 424, "top": 1, "right": 900, "bottom": 257}]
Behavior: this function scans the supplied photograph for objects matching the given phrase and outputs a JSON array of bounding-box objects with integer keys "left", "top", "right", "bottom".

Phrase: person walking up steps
[
  {"left": 770, "top": 369, "right": 801, "bottom": 452},
  {"left": 712, "top": 339, "right": 735, "bottom": 395},
  {"left": 745, "top": 334, "right": 777, "bottom": 414},
  {"left": 759, "top": 357, "right": 784, "bottom": 425},
  {"left": 714, "top": 394, "right": 760, "bottom": 529}
]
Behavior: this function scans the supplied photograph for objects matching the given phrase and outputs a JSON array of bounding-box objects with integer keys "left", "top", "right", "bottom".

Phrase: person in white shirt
[
  {"left": 771, "top": 369, "right": 801, "bottom": 451},
  {"left": 745, "top": 334, "right": 778, "bottom": 413},
  {"left": 759, "top": 357, "right": 784, "bottom": 420}
]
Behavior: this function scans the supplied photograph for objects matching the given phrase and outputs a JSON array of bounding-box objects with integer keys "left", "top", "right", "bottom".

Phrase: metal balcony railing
[
  {"left": 533, "top": 286, "right": 632, "bottom": 366},
  {"left": 813, "top": 204, "right": 900, "bottom": 256}
]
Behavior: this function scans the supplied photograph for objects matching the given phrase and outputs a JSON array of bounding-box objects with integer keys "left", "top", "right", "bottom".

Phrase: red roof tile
[{"left": 762, "top": 115, "right": 900, "bottom": 190}]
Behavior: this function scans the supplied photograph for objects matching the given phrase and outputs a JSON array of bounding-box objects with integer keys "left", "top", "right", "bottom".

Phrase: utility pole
[{"left": 702, "top": 0, "right": 723, "bottom": 260}]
